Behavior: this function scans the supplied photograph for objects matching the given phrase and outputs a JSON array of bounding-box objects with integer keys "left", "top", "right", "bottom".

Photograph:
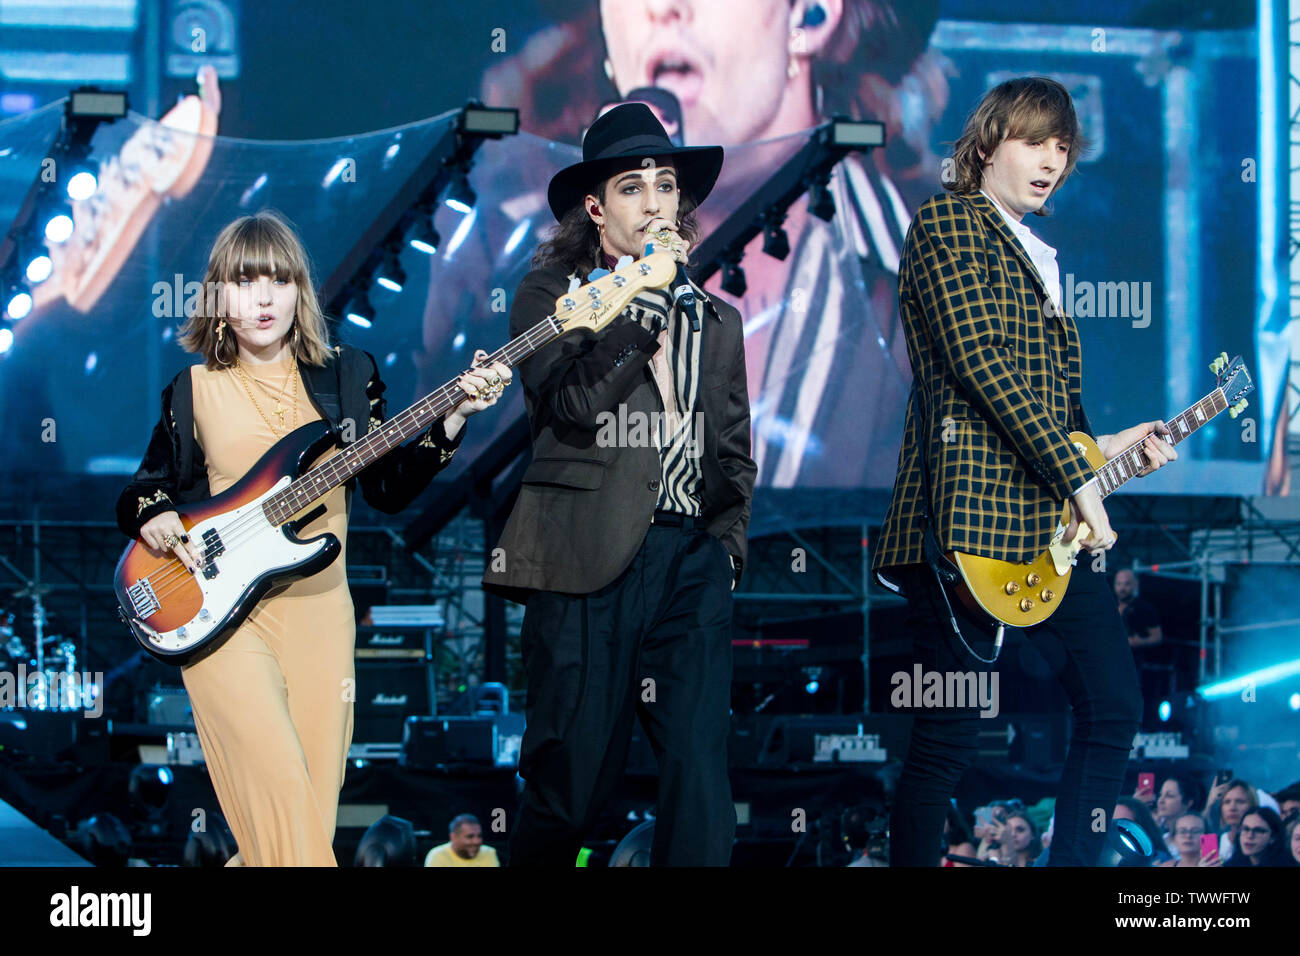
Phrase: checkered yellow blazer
[{"left": 873, "top": 191, "right": 1096, "bottom": 575}]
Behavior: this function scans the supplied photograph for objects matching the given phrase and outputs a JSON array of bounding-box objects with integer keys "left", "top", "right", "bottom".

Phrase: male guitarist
[
  {"left": 872, "top": 77, "right": 1178, "bottom": 866},
  {"left": 483, "top": 104, "right": 755, "bottom": 866}
]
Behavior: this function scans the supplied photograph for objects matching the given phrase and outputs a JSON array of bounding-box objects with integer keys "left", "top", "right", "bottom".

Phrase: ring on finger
[{"left": 163, "top": 533, "right": 179, "bottom": 550}]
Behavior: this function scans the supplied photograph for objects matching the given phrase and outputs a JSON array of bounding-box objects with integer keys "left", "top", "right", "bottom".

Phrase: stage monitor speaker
[{"left": 354, "top": 661, "right": 433, "bottom": 743}]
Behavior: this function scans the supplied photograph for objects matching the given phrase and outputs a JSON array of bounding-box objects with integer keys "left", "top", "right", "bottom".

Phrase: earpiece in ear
[{"left": 801, "top": 2, "right": 826, "bottom": 28}]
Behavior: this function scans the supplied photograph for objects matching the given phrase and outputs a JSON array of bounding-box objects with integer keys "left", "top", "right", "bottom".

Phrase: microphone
[{"left": 670, "top": 264, "right": 700, "bottom": 332}]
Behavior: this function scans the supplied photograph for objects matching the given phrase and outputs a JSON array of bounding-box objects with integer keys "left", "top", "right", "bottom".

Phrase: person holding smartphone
[{"left": 1158, "top": 812, "right": 1221, "bottom": 867}]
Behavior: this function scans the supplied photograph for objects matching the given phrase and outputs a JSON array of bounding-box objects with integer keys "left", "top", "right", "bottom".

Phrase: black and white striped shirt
[{"left": 623, "top": 287, "right": 705, "bottom": 515}]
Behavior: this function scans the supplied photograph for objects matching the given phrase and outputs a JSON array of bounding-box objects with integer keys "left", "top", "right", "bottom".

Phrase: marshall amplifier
[
  {"left": 354, "top": 626, "right": 433, "bottom": 660},
  {"left": 399, "top": 714, "right": 526, "bottom": 769},
  {"left": 353, "top": 661, "right": 434, "bottom": 743}
]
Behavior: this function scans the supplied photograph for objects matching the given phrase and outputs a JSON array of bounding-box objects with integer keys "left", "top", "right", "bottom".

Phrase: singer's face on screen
[
  {"left": 224, "top": 272, "right": 299, "bottom": 356},
  {"left": 599, "top": 0, "right": 799, "bottom": 146},
  {"left": 587, "top": 163, "right": 681, "bottom": 262}
]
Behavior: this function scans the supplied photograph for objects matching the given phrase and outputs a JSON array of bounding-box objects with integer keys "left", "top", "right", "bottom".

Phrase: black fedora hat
[{"left": 547, "top": 103, "right": 723, "bottom": 222}]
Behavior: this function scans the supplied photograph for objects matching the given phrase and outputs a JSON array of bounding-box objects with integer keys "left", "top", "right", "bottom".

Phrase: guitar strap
[{"left": 910, "top": 381, "right": 1006, "bottom": 666}]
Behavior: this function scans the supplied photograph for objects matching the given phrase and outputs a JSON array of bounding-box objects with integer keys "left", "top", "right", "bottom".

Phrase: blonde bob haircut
[
  {"left": 179, "top": 210, "right": 332, "bottom": 369},
  {"left": 945, "top": 76, "right": 1086, "bottom": 216}
]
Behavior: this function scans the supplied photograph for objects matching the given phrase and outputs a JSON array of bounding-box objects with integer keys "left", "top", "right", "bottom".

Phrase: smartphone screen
[
  {"left": 1200, "top": 834, "right": 1218, "bottom": 858},
  {"left": 1139, "top": 772, "right": 1155, "bottom": 792},
  {"left": 975, "top": 807, "right": 993, "bottom": 828}
]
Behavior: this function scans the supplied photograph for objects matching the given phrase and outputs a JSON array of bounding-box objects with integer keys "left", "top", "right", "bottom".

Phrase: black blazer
[
  {"left": 115, "top": 343, "right": 463, "bottom": 539},
  {"left": 482, "top": 266, "right": 756, "bottom": 603}
]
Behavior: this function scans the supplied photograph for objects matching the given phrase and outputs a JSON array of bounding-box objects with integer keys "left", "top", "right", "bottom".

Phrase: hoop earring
[{"left": 291, "top": 321, "right": 300, "bottom": 354}]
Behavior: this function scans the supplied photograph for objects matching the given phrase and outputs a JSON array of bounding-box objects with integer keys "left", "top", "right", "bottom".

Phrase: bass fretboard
[{"left": 260, "top": 314, "right": 563, "bottom": 525}]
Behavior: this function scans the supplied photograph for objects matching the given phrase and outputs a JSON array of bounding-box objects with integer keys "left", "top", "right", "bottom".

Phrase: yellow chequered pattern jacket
[{"left": 873, "top": 191, "right": 1096, "bottom": 574}]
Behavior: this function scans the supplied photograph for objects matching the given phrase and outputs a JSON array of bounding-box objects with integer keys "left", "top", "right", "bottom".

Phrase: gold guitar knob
[
  {"left": 1019, "top": 598, "right": 1035, "bottom": 612},
  {"left": 1040, "top": 589, "right": 1054, "bottom": 602},
  {"left": 1026, "top": 572, "right": 1041, "bottom": 586},
  {"left": 1004, "top": 581, "right": 1020, "bottom": 595}
]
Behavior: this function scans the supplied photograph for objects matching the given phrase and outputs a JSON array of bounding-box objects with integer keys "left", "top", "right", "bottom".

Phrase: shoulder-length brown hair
[
  {"left": 946, "top": 76, "right": 1086, "bottom": 216},
  {"left": 532, "top": 168, "right": 701, "bottom": 277},
  {"left": 178, "top": 210, "right": 333, "bottom": 369}
]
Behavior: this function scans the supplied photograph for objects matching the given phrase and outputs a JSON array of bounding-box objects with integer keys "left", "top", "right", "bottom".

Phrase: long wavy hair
[
  {"left": 532, "top": 168, "right": 702, "bottom": 277},
  {"left": 945, "top": 76, "right": 1086, "bottom": 216},
  {"left": 178, "top": 211, "right": 332, "bottom": 370}
]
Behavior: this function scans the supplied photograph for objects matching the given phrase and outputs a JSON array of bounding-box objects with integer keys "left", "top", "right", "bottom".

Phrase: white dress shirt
[{"left": 980, "top": 189, "right": 1063, "bottom": 315}]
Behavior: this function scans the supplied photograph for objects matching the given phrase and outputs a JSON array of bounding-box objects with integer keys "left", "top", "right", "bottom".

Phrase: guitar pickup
[
  {"left": 201, "top": 528, "right": 224, "bottom": 579},
  {"left": 126, "top": 578, "right": 160, "bottom": 617}
]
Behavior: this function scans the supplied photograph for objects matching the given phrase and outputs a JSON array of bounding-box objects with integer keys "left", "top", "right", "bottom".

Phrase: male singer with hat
[{"left": 483, "top": 103, "right": 755, "bottom": 866}]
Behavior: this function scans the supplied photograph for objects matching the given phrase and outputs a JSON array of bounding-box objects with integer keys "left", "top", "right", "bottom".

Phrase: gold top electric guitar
[{"left": 950, "top": 352, "right": 1253, "bottom": 627}]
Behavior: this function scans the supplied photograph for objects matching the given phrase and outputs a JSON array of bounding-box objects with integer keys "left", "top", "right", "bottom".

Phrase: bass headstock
[{"left": 552, "top": 251, "right": 677, "bottom": 336}]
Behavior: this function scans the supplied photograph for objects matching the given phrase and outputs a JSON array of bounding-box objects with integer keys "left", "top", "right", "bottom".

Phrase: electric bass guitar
[
  {"left": 114, "top": 252, "right": 676, "bottom": 664},
  {"left": 950, "top": 352, "right": 1253, "bottom": 627}
]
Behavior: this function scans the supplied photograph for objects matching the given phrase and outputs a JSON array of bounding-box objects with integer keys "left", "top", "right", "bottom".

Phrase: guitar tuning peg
[
  {"left": 1220, "top": 351, "right": 1229, "bottom": 365},
  {"left": 1229, "top": 406, "right": 1239, "bottom": 419}
]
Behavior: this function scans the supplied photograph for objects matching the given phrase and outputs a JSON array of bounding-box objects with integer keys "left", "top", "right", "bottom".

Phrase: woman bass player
[{"left": 114, "top": 211, "right": 511, "bottom": 866}]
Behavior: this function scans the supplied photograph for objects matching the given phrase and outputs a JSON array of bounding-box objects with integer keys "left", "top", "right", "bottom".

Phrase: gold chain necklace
[{"left": 234, "top": 357, "right": 299, "bottom": 434}]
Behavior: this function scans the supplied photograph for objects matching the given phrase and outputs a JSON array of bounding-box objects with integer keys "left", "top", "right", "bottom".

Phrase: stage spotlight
[
  {"left": 808, "top": 175, "right": 836, "bottom": 222},
  {"left": 830, "top": 118, "right": 885, "bottom": 148},
  {"left": 375, "top": 249, "right": 406, "bottom": 293},
  {"left": 182, "top": 814, "right": 235, "bottom": 867},
  {"left": 68, "top": 87, "right": 128, "bottom": 120},
  {"left": 5, "top": 290, "right": 32, "bottom": 320},
  {"left": 66, "top": 168, "right": 98, "bottom": 201},
  {"left": 25, "top": 255, "right": 52, "bottom": 284},
  {"left": 803, "top": 666, "right": 823, "bottom": 695},
  {"left": 345, "top": 288, "right": 374, "bottom": 328},
  {"left": 70, "top": 813, "right": 133, "bottom": 867},
  {"left": 1289, "top": 693, "right": 1300, "bottom": 711},
  {"left": 452, "top": 331, "right": 466, "bottom": 350},
  {"left": 609, "top": 820, "right": 654, "bottom": 866},
  {"left": 762, "top": 220, "right": 790, "bottom": 261},
  {"left": 0, "top": 328, "right": 13, "bottom": 353},
  {"left": 354, "top": 814, "right": 417, "bottom": 867},
  {"left": 409, "top": 212, "right": 440, "bottom": 255},
  {"left": 1097, "top": 818, "right": 1156, "bottom": 867},
  {"left": 1158, "top": 700, "right": 1172, "bottom": 722},
  {"left": 128, "top": 764, "right": 173, "bottom": 816},
  {"left": 720, "top": 260, "right": 747, "bottom": 298},
  {"left": 444, "top": 169, "right": 476, "bottom": 214},
  {"left": 44, "top": 214, "right": 74, "bottom": 244},
  {"left": 461, "top": 104, "right": 520, "bottom": 137}
]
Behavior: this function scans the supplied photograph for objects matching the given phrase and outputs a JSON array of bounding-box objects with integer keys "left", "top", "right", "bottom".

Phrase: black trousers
[
  {"left": 889, "top": 559, "right": 1142, "bottom": 867},
  {"left": 509, "top": 521, "right": 736, "bottom": 866}
]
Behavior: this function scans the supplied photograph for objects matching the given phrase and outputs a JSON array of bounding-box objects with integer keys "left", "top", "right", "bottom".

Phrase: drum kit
[{"left": 0, "top": 586, "right": 92, "bottom": 712}]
